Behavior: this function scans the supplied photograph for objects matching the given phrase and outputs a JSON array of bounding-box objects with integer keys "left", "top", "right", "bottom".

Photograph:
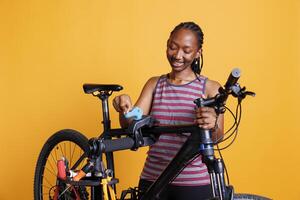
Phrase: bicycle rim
[
  {"left": 34, "top": 129, "right": 90, "bottom": 200},
  {"left": 233, "top": 193, "right": 272, "bottom": 200}
]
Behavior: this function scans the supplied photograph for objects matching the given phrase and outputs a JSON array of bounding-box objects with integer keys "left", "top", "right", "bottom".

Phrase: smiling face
[{"left": 166, "top": 28, "right": 201, "bottom": 73}]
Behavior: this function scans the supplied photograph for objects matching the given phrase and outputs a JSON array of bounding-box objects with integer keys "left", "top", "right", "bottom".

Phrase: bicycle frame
[
  {"left": 34, "top": 70, "right": 273, "bottom": 200},
  {"left": 53, "top": 69, "right": 255, "bottom": 200},
  {"left": 70, "top": 92, "right": 232, "bottom": 200},
  {"left": 97, "top": 124, "right": 231, "bottom": 200}
]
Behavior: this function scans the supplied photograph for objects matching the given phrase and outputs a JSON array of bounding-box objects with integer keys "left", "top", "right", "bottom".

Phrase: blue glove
[{"left": 124, "top": 107, "right": 143, "bottom": 120}]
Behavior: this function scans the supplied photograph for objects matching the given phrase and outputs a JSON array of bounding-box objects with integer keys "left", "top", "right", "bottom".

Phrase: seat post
[
  {"left": 83, "top": 85, "right": 123, "bottom": 131},
  {"left": 97, "top": 90, "right": 116, "bottom": 192},
  {"left": 98, "top": 91, "right": 111, "bottom": 132},
  {"left": 83, "top": 83, "right": 123, "bottom": 192}
]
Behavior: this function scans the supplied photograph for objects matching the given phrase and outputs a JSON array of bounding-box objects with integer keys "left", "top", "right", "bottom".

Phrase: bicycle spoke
[
  {"left": 50, "top": 148, "right": 61, "bottom": 179},
  {"left": 70, "top": 141, "right": 74, "bottom": 167},
  {"left": 70, "top": 151, "right": 87, "bottom": 170},
  {"left": 42, "top": 192, "right": 50, "bottom": 199},
  {"left": 42, "top": 184, "right": 51, "bottom": 190},
  {"left": 54, "top": 145, "right": 58, "bottom": 161},
  {"left": 69, "top": 141, "right": 72, "bottom": 167},
  {"left": 34, "top": 130, "right": 89, "bottom": 200},
  {"left": 70, "top": 141, "right": 77, "bottom": 168},
  {"left": 64, "top": 142, "right": 66, "bottom": 160},
  {"left": 47, "top": 153, "right": 56, "bottom": 173},
  {"left": 45, "top": 166, "right": 57, "bottom": 177},
  {"left": 58, "top": 143, "right": 65, "bottom": 157},
  {"left": 79, "top": 149, "right": 84, "bottom": 169},
  {"left": 42, "top": 174, "right": 54, "bottom": 188}
]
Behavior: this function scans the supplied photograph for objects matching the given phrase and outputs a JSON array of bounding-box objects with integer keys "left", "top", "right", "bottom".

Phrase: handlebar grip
[
  {"left": 102, "top": 137, "right": 135, "bottom": 152},
  {"left": 224, "top": 68, "right": 241, "bottom": 91}
]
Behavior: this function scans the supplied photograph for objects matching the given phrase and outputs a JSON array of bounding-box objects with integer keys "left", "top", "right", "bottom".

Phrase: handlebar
[
  {"left": 194, "top": 68, "right": 255, "bottom": 114},
  {"left": 100, "top": 137, "right": 156, "bottom": 152},
  {"left": 96, "top": 124, "right": 205, "bottom": 153}
]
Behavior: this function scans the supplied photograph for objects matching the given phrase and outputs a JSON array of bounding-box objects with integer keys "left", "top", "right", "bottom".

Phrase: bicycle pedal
[
  {"left": 107, "top": 178, "right": 119, "bottom": 185},
  {"left": 67, "top": 179, "right": 101, "bottom": 186}
]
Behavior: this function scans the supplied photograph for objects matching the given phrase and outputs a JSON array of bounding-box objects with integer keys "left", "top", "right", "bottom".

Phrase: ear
[{"left": 196, "top": 48, "right": 202, "bottom": 58}]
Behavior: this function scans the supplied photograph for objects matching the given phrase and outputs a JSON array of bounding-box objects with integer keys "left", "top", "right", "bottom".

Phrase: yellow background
[{"left": 0, "top": 0, "right": 299, "bottom": 199}]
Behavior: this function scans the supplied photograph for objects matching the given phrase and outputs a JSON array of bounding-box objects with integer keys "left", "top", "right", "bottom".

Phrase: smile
[{"left": 172, "top": 61, "right": 184, "bottom": 67}]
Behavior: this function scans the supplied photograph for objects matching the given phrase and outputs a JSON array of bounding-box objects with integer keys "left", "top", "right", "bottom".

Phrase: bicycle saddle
[{"left": 83, "top": 84, "right": 123, "bottom": 94}]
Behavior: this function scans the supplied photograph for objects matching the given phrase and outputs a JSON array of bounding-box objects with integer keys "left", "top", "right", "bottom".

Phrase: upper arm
[
  {"left": 205, "top": 79, "right": 222, "bottom": 98},
  {"left": 135, "top": 76, "right": 160, "bottom": 115}
]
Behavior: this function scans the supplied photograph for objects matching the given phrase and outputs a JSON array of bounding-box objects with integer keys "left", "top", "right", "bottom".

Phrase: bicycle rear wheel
[
  {"left": 34, "top": 129, "right": 90, "bottom": 200},
  {"left": 233, "top": 193, "right": 271, "bottom": 200}
]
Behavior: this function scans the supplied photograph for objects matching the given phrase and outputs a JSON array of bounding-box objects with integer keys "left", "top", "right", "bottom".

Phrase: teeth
[{"left": 173, "top": 62, "right": 183, "bottom": 66}]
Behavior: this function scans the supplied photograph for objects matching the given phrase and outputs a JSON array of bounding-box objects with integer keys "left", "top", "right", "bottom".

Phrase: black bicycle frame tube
[
  {"left": 91, "top": 186, "right": 103, "bottom": 200},
  {"left": 106, "top": 125, "right": 227, "bottom": 199},
  {"left": 100, "top": 94, "right": 115, "bottom": 174},
  {"left": 95, "top": 92, "right": 115, "bottom": 200},
  {"left": 140, "top": 128, "right": 203, "bottom": 200},
  {"left": 137, "top": 126, "right": 216, "bottom": 200}
]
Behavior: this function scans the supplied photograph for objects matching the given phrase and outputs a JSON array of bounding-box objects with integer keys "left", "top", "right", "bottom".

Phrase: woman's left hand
[{"left": 195, "top": 107, "right": 218, "bottom": 130}]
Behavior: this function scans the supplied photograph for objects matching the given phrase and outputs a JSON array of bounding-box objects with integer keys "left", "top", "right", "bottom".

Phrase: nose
[{"left": 174, "top": 49, "right": 183, "bottom": 60}]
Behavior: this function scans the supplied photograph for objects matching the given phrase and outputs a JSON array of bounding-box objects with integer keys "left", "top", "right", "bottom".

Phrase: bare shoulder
[
  {"left": 144, "top": 76, "right": 160, "bottom": 90},
  {"left": 205, "top": 78, "right": 222, "bottom": 98},
  {"left": 135, "top": 76, "right": 160, "bottom": 114}
]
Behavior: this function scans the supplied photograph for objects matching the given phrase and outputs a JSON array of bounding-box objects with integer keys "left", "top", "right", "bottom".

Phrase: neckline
[{"left": 165, "top": 73, "right": 201, "bottom": 87}]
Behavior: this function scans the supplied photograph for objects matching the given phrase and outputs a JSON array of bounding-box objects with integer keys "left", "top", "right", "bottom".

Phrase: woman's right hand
[{"left": 112, "top": 94, "right": 133, "bottom": 113}]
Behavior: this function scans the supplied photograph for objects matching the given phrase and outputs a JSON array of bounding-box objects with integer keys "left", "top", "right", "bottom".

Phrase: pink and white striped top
[{"left": 140, "top": 74, "right": 211, "bottom": 186}]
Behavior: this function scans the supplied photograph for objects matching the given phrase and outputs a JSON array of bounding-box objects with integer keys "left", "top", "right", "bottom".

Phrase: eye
[
  {"left": 168, "top": 43, "right": 178, "bottom": 50},
  {"left": 183, "top": 48, "right": 193, "bottom": 54}
]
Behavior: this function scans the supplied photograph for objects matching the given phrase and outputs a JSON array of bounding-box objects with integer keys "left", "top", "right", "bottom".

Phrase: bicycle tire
[
  {"left": 233, "top": 193, "right": 271, "bottom": 200},
  {"left": 34, "top": 129, "right": 90, "bottom": 200}
]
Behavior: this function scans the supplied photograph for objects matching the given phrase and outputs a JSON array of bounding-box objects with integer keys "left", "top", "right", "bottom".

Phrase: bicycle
[{"left": 34, "top": 69, "right": 271, "bottom": 200}]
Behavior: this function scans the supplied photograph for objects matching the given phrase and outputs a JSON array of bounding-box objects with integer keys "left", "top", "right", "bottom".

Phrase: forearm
[
  {"left": 212, "top": 126, "right": 224, "bottom": 143},
  {"left": 211, "top": 114, "right": 224, "bottom": 143}
]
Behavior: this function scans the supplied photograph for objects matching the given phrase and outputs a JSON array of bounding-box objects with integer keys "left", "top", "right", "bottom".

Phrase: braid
[
  {"left": 171, "top": 22, "right": 204, "bottom": 49},
  {"left": 170, "top": 22, "right": 204, "bottom": 74}
]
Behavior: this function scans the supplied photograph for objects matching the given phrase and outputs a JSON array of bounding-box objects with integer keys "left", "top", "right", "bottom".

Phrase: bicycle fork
[
  {"left": 205, "top": 158, "right": 228, "bottom": 200},
  {"left": 200, "top": 129, "right": 233, "bottom": 200}
]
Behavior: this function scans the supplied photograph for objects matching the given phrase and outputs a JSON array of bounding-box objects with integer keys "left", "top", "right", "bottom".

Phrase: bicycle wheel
[
  {"left": 34, "top": 129, "right": 90, "bottom": 200},
  {"left": 233, "top": 193, "right": 272, "bottom": 200}
]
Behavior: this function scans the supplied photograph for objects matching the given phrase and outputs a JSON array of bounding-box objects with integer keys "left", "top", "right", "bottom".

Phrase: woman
[{"left": 113, "top": 22, "right": 224, "bottom": 200}]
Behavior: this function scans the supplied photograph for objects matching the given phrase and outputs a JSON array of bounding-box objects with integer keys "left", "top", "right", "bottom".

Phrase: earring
[{"left": 194, "top": 59, "right": 198, "bottom": 65}]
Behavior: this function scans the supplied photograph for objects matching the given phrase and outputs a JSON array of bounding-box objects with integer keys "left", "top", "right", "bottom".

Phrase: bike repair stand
[{"left": 77, "top": 84, "right": 123, "bottom": 200}]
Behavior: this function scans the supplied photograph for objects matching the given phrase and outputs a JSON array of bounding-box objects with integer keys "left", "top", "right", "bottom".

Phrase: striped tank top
[{"left": 140, "top": 74, "right": 211, "bottom": 186}]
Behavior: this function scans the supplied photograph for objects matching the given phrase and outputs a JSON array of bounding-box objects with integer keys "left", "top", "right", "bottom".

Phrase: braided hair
[{"left": 170, "top": 22, "right": 204, "bottom": 74}]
